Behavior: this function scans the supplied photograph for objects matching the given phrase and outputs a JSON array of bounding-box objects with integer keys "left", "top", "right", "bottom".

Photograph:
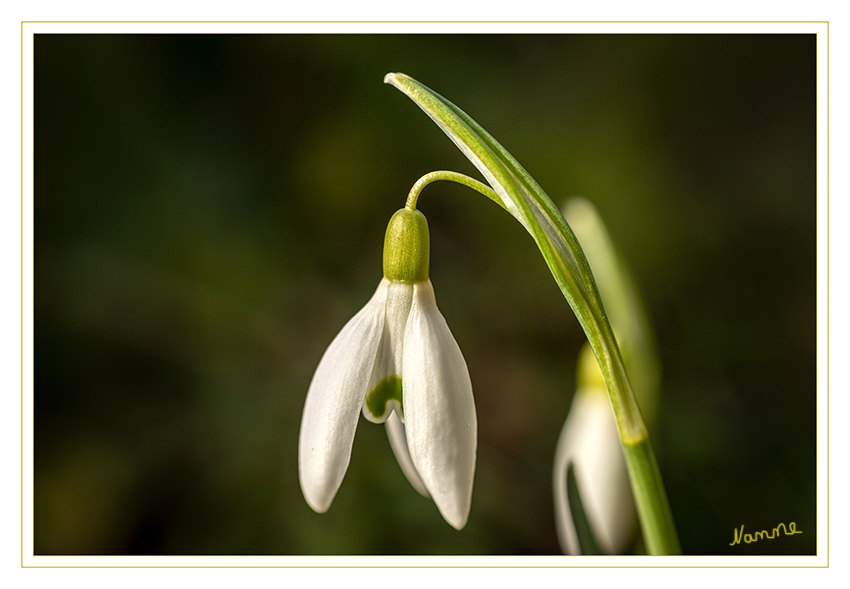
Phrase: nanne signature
[{"left": 730, "top": 522, "right": 802, "bottom": 546}]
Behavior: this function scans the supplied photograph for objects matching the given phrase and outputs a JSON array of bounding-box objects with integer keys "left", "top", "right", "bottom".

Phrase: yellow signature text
[{"left": 730, "top": 522, "right": 802, "bottom": 546}]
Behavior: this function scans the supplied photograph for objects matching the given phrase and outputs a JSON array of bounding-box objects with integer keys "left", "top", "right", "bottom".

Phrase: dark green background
[{"left": 34, "top": 34, "right": 816, "bottom": 555}]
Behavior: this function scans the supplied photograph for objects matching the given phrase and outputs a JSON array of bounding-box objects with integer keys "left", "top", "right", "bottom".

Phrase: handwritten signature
[{"left": 730, "top": 522, "right": 802, "bottom": 546}]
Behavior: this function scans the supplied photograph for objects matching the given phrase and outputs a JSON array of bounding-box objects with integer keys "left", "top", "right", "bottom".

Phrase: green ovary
[
  {"left": 366, "top": 375, "right": 403, "bottom": 420},
  {"left": 382, "top": 208, "right": 430, "bottom": 283}
]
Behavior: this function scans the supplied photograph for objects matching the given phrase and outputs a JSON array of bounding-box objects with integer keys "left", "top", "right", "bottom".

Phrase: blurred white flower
[{"left": 553, "top": 348, "right": 637, "bottom": 554}]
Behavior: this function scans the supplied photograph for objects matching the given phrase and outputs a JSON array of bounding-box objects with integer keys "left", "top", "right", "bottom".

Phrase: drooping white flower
[
  {"left": 553, "top": 346, "right": 636, "bottom": 554},
  {"left": 298, "top": 208, "right": 477, "bottom": 530}
]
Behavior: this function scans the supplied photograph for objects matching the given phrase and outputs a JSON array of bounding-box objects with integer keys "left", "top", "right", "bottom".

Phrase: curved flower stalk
[
  {"left": 385, "top": 73, "right": 679, "bottom": 554},
  {"left": 299, "top": 208, "right": 477, "bottom": 530},
  {"left": 554, "top": 197, "right": 661, "bottom": 554}
]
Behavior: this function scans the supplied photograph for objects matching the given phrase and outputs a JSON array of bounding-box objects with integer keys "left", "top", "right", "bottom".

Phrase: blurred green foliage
[{"left": 34, "top": 33, "right": 816, "bottom": 555}]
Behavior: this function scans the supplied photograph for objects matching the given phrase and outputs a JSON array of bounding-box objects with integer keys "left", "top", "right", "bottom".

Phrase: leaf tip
[{"left": 383, "top": 72, "right": 411, "bottom": 88}]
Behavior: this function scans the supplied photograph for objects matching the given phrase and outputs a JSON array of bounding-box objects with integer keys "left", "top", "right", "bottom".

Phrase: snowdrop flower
[
  {"left": 553, "top": 345, "right": 636, "bottom": 554},
  {"left": 299, "top": 208, "right": 477, "bottom": 530}
]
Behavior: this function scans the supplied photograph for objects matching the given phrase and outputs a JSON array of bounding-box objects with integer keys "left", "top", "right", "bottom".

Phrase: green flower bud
[{"left": 382, "top": 208, "right": 430, "bottom": 283}]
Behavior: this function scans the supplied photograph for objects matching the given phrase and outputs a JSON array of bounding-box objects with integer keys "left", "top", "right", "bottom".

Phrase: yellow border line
[
  {"left": 19, "top": 22, "right": 829, "bottom": 569},
  {"left": 19, "top": 20, "right": 831, "bottom": 23}
]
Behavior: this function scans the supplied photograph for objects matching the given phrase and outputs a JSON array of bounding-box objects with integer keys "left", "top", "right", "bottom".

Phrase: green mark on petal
[{"left": 366, "top": 375, "right": 403, "bottom": 420}]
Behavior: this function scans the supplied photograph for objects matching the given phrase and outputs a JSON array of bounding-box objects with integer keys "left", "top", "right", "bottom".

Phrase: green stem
[{"left": 623, "top": 438, "right": 681, "bottom": 555}]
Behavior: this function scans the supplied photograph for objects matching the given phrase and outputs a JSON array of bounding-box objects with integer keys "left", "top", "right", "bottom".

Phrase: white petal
[
  {"left": 402, "top": 281, "right": 476, "bottom": 530},
  {"left": 298, "top": 280, "right": 388, "bottom": 513},
  {"left": 385, "top": 411, "right": 430, "bottom": 497},
  {"left": 553, "top": 388, "right": 636, "bottom": 554},
  {"left": 362, "top": 282, "right": 414, "bottom": 423}
]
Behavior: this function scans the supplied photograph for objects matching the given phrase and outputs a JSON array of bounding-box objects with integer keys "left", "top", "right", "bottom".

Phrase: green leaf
[{"left": 566, "top": 462, "right": 602, "bottom": 555}]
